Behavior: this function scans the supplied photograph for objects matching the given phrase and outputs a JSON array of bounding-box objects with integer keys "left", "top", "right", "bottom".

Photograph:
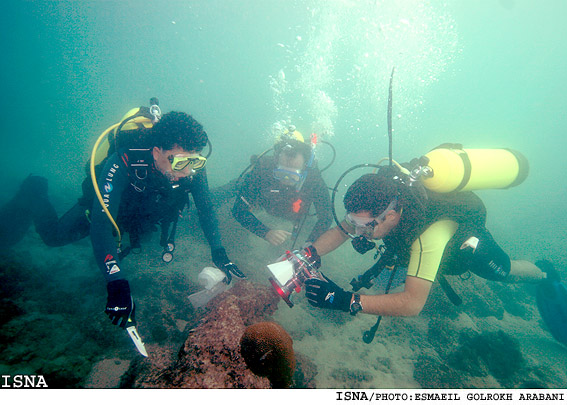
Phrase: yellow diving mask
[{"left": 167, "top": 154, "right": 207, "bottom": 172}]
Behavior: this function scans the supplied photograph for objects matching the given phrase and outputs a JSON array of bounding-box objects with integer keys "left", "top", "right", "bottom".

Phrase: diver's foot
[
  {"left": 18, "top": 175, "right": 49, "bottom": 201},
  {"left": 0, "top": 176, "right": 44, "bottom": 247},
  {"left": 535, "top": 260, "right": 561, "bottom": 283}
]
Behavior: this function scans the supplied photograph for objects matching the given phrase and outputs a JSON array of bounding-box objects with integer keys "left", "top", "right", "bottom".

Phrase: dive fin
[
  {"left": 0, "top": 175, "right": 47, "bottom": 247},
  {"left": 536, "top": 279, "right": 567, "bottom": 347}
]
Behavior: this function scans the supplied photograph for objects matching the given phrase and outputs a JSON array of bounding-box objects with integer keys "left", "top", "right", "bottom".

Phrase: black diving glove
[
  {"left": 300, "top": 244, "right": 322, "bottom": 269},
  {"left": 105, "top": 279, "right": 135, "bottom": 328},
  {"left": 305, "top": 274, "right": 352, "bottom": 312},
  {"left": 212, "top": 247, "right": 246, "bottom": 284}
]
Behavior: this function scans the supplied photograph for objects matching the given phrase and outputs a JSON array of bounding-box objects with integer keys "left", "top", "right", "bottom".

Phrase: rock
[
  {"left": 414, "top": 354, "right": 465, "bottom": 388},
  {"left": 84, "top": 358, "right": 131, "bottom": 388},
  {"left": 124, "top": 280, "right": 281, "bottom": 388},
  {"left": 448, "top": 330, "right": 525, "bottom": 385}
]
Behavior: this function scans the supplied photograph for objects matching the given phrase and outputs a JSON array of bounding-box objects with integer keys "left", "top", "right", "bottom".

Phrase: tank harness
[{"left": 89, "top": 98, "right": 203, "bottom": 263}]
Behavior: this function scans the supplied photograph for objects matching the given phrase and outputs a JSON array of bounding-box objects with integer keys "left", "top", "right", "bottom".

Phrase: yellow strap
[
  {"left": 89, "top": 114, "right": 154, "bottom": 249},
  {"left": 90, "top": 122, "right": 122, "bottom": 246}
]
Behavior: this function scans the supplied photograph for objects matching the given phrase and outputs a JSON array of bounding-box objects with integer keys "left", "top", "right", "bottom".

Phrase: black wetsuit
[
  {"left": 0, "top": 148, "right": 223, "bottom": 283},
  {"left": 232, "top": 156, "right": 332, "bottom": 244},
  {"left": 91, "top": 149, "right": 222, "bottom": 281}
]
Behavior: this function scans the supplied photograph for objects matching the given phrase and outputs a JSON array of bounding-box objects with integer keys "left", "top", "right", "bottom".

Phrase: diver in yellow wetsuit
[{"left": 300, "top": 165, "right": 552, "bottom": 318}]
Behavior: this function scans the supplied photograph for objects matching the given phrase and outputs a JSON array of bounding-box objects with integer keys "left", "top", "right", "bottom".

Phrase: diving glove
[
  {"left": 305, "top": 273, "right": 352, "bottom": 312},
  {"left": 105, "top": 279, "right": 135, "bottom": 328},
  {"left": 300, "top": 244, "right": 322, "bottom": 269},
  {"left": 212, "top": 247, "right": 246, "bottom": 284}
]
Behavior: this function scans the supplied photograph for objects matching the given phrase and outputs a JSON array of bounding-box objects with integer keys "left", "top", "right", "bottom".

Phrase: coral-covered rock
[
  {"left": 448, "top": 330, "right": 525, "bottom": 384},
  {"left": 240, "top": 322, "right": 295, "bottom": 388},
  {"left": 292, "top": 353, "right": 317, "bottom": 388},
  {"left": 413, "top": 354, "right": 466, "bottom": 388},
  {"left": 124, "top": 280, "right": 282, "bottom": 388}
]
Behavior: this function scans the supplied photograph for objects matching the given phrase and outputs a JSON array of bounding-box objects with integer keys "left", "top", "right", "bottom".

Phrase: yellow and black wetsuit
[{"left": 385, "top": 189, "right": 511, "bottom": 283}]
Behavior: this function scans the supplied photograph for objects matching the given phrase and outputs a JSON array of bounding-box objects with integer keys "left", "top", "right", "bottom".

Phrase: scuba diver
[
  {"left": 300, "top": 161, "right": 560, "bottom": 320},
  {"left": 231, "top": 126, "right": 333, "bottom": 248},
  {"left": 273, "top": 66, "right": 566, "bottom": 344},
  {"left": 268, "top": 67, "right": 567, "bottom": 346},
  {"left": 0, "top": 108, "right": 244, "bottom": 332}
]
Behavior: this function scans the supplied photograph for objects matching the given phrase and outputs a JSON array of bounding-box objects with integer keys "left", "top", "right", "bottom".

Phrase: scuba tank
[
  {"left": 90, "top": 98, "right": 162, "bottom": 248},
  {"left": 414, "top": 144, "right": 529, "bottom": 193},
  {"left": 92, "top": 99, "right": 161, "bottom": 168}
]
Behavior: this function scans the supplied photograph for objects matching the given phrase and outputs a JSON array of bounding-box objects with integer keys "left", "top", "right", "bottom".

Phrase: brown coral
[{"left": 240, "top": 321, "right": 295, "bottom": 388}]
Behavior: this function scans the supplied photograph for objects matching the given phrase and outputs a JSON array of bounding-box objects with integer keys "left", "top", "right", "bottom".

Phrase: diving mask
[
  {"left": 345, "top": 214, "right": 380, "bottom": 239},
  {"left": 273, "top": 165, "right": 305, "bottom": 186},
  {"left": 167, "top": 154, "right": 207, "bottom": 172},
  {"left": 345, "top": 200, "right": 397, "bottom": 239}
]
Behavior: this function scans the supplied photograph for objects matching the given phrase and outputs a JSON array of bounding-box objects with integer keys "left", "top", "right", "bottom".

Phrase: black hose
[
  {"left": 362, "top": 264, "right": 398, "bottom": 344},
  {"left": 234, "top": 148, "right": 274, "bottom": 190},
  {"left": 204, "top": 139, "right": 213, "bottom": 159},
  {"left": 330, "top": 163, "right": 383, "bottom": 238},
  {"left": 387, "top": 67, "right": 395, "bottom": 167},
  {"left": 290, "top": 205, "right": 311, "bottom": 250},
  {"left": 319, "top": 140, "right": 337, "bottom": 173}
]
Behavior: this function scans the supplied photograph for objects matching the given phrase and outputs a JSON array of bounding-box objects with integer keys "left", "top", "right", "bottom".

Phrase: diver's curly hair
[
  {"left": 344, "top": 168, "right": 403, "bottom": 216},
  {"left": 151, "top": 111, "right": 208, "bottom": 152}
]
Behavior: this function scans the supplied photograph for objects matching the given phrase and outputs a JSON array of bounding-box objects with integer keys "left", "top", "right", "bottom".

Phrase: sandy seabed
[{"left": 1, "top": 203, "right": 566, "bottom": 389}]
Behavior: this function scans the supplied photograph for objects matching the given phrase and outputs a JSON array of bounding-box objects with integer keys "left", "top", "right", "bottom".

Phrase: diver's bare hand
[{"left": 265, "top": 230, "right": 291, "bottom": 246}]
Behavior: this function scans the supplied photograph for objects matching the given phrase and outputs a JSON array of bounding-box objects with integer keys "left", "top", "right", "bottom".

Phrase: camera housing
[{"left": 267, "top": 250, "right": 322, "bottom": 308}]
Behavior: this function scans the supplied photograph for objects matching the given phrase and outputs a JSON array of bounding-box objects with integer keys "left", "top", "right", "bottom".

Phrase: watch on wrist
[{"left": 350, "top": 294, "right": 363, "bottom": 316}]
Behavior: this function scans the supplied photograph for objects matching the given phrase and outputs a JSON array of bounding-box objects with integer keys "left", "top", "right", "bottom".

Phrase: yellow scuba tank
[
  {"left": 92, "top": 107, "right": 156, "bottom": 167},
  {"left": 90, "top": 99, "right": 162, "bottom": 247},
  {"left": 419, "top": 146, "right": 529, "bottom": 193}
]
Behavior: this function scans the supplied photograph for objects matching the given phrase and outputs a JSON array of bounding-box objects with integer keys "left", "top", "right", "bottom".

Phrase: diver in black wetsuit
[
  {"left": 0, "top": 111, "right": 244, "bottom": 329},
  {"left": 232, "top": 129, "right": 333, "bottom": 247}
]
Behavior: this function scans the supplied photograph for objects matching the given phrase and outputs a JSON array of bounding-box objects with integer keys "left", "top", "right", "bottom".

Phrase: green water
[{"left": 1, "top": 0, "right": 566, "bottom": 389}]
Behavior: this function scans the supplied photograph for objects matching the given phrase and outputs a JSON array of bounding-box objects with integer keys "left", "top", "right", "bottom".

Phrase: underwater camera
[{"left": 267, "top": 249, "right": 323, "bottom": 308}]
